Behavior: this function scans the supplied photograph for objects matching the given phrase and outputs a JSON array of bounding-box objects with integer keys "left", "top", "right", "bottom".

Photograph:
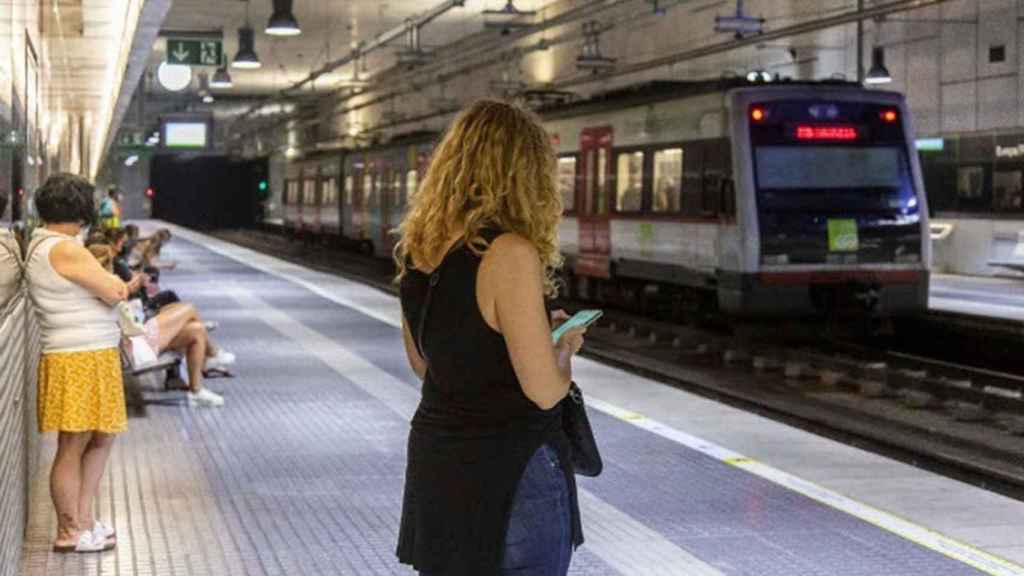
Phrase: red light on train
[
  {"left": 145, "top": 187, "right": 154, "bottom": 198},
  {"left": 16, "top": 188, "right": 24, "bottom": 197},
  {"left": 881, "top": 109, "right": 898, "bottom": 123},
  {"left": 750, "top": 107, "right": 766, "bottom": 122},
  {"left": 795, "top": 125, "right": 859, "bottom": 141}
]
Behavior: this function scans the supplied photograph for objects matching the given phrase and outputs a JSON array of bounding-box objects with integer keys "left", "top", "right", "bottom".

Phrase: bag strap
[{"left": 413, "top": 239, "right": 464, "bottom": 363}]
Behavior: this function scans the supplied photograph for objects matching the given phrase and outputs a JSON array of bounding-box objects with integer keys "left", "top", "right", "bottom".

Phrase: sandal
[{"left": 53, "top": 530, "right": 115, "bottom": 553}]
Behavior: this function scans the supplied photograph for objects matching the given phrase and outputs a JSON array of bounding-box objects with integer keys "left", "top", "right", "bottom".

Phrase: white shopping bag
[{"left": 128, "top": 335, "right": 158, "bottom": 367}]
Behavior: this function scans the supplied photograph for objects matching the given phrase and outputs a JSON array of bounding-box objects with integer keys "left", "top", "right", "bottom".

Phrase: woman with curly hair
[
  {"left": 24, "top": 173, "right": 127, "bottom": 553},
  {"left": 394, "top": 100, "right": 587, "bottom": 575}
]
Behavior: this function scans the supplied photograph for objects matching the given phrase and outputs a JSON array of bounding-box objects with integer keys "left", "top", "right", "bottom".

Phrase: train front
[{"left": 725, "top": 86, "right": 930, "bottom": 317}]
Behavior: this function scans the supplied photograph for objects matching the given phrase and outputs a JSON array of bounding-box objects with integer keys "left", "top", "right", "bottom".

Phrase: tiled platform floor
[
  {"left": 19, "top": 224, "right": 1024, "bottom": 576},
  {"left": 931, "top": 274, "right": 1024, "bottom": 320}
]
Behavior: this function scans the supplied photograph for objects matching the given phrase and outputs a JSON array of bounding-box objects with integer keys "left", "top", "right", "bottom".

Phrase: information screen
[{"left": 164, "top": 122, "right": 208, "bottom": 149}]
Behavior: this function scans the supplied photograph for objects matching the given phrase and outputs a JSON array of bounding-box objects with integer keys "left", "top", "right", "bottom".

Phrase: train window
[
  {"left": 957, "top": 167, "right": 984, "bottom": 199},
  {"left": 994, "top": 171, "right": 1023, "bottom": 210},
  {"left": 557, "top": 157, "right": 577, "bottom": 212},
  {"left": 652, "top": 148, "right": 683, "bottom": 213},
  {"left": 596, "top": 148, "right": 608, "bottom": 215},
  {"left": 304, "top": 180, "right": 317, "bottom": 205},
  {"left": 363, "top": 174, "right": 374, "bottom": 207},
  {"left": 286, "top": 181, "right": 299, "bottom": 205},
  {"left": 323, "top": 178, "right": 337, "bottom": 206},
  {"left": 393, "top": 173, "right": 403, "bottom": 207},
  {"left": 406, "top": 170, "right": 419, "bottom": 201},
  {"left": 720, "top": 177, "right": 736, "bottom": 217},
  {"left": 282, "top": 181, "right": 290, "bottom": 205},
  {"left": 615, "top": 152, "right": 644, "bottom": 213},
  {"left": 345, "top": 176, "right": 354, "bottom": 206},
  {"left": 683, "top": 142, "right": 705, "bottom": 216}
]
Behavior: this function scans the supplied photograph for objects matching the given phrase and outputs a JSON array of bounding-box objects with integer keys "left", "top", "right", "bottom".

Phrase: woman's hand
[
  {"left": 550, "top": 309, "right": 570, "bottom": 330},
  {"left": 554, "top": 326, "right": 586, "bottom": 383}
]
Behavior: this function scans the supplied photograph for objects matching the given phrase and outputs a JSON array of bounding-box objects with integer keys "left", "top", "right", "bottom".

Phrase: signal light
[
  {"left": 795, "top": 125, "right": 859, "bottom": 141},
  {"left": 881, "top": 109, "right": 898, "bottom": 123},
  {"left": 751, "top": 107, "right": 766, "bottom": 122},
  {"left": 17, "top": 188, "right": 25, "bottom": 197},
  {"left": 258, "top": 180, "right": 268, "bottom": 192},
  {"left": 145, "top": 187, "right": 155, "bottom": 198}
]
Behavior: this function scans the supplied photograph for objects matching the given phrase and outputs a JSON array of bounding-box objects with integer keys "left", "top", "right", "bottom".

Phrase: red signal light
[
  {"left": 795, "top": 125, "right": 859, "bottom": 141},
  {"left": 17, "top": 188, "right": 24, "bottom": 197},
  {"left": 751, "top": 107, "right": 766, "bottom": 122},
  {"left": 145, "top": 187, "right": 155, "bottom": 198},
  {"left": 881, "top": 109, "right": 898, "bottom": 123}
]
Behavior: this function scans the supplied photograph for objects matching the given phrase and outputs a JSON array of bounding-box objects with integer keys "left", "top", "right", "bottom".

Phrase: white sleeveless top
[
  {"left": 0, "top": 229, "right": 20, "bottom": 309},
  {"left": 25, "top": 229, "right": 120, "bottom": 353}
]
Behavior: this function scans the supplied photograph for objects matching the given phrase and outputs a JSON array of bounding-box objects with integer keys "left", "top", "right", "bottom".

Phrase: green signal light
[{"left": 258, "top": 180, "right": 268, "bottom": 191}]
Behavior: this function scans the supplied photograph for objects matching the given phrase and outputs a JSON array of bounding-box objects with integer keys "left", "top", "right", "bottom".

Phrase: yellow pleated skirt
[{"left": 37, "top": 348, "right": 127, "bottom": 434}]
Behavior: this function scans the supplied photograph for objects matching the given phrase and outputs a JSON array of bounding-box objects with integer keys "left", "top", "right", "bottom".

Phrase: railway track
[{"left": 213, "top": 227, "right": 1024, "bottom": 499}]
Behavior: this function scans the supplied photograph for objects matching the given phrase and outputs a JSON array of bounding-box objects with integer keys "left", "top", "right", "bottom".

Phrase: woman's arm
[
  {"left": 49, "top": 240, "right": 128, "bottom": 306},
  {"left": 402, "top": 317, "right": 427, "bottom": 380},
  {"left": 483, "top": 234, "right": 585, "bottom": 410}
]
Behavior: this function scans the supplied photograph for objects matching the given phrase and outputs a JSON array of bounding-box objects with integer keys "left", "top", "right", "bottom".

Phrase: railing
[{"left": 0, "top": 281, "right": 41, "bottom": 576}]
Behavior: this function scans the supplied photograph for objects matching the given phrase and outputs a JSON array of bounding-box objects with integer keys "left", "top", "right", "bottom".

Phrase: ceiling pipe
[
  {"left": 555, "top": 0, "right": 948, "bottom": 89},
  {"left": 232, "top": 0, "right": 466, "bottom": 124}
]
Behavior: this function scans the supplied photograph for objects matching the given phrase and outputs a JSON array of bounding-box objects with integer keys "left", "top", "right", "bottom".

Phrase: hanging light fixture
[
  {"left": 266, "top": 0, "right": 301, "bottom": 36},
  {"left": 865, "top": 46, "right": 892, "bottom": 85},
  {"left": 211, "top": 66, "right": 234, "bottom": 88},
  {"left": 483, "top": 1, "right": 536, "bottom": 35},
  {"left": 233, "top": 2, "right": 261, "bottom": 69}
]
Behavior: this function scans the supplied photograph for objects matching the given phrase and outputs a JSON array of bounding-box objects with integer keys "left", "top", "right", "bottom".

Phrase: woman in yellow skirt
[{"left": 25, "top": 174, "right": 129, "bottom": 554}]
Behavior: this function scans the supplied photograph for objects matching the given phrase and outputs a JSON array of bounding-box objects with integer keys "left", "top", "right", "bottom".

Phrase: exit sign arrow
[{"left": 172, "top": 45, "right": 191, "bottom": 63}]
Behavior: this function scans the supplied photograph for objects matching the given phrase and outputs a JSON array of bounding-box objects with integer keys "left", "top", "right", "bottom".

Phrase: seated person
[
  {"left": 97, "top": 228, "right": 180, "bottom": 314},
  {"left": 89, "top": 244, "right": 233, "bottom": 408}
]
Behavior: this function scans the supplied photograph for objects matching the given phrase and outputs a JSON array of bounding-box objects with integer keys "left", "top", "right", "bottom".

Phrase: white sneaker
[
  {"left": 187, "top": 388, "right": 225, "bottom": 408},
  {"left": 205, "top": 349, "right": 236, "bottom": 369},
  {"left": 54, "top": 529, "right": 114, "bottom": 553},
  {"left": 92, "top": 521, "right": 115, "bottom": 541}
]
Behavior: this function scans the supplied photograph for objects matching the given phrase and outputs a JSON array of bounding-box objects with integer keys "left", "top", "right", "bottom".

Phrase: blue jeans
[{"left": 421, "top": 444, "right": 573, "bottom": 576}]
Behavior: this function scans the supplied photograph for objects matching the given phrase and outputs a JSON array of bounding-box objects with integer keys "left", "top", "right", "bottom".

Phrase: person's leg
[
  {"left": 501, "top": 445, "right": 572, "bottom": 575},
  {"left": 152, "top": 303, "right": 202, "bottom": 352},
  {"left": 78, "top": 432, "right": 116, "bottom": 535},
  {"left": 167, "top": 321, "right": 207, "bottom": 392},
  {"left": 51, "top": 432, "right": 92, "bottom": 546}
]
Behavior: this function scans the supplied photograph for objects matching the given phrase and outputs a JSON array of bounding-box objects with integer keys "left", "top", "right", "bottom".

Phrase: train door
[{"left": 576, "top": 126, "right": 613, "bottom": 278}]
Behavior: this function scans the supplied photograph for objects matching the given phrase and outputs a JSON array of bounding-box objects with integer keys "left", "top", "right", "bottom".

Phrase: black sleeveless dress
[{"left": 396, "top": 233, "right": 583, "bottom": 575}]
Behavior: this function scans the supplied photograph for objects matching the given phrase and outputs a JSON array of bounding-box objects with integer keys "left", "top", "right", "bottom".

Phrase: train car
[
  {"left": 340, "top": 133, "right": 435, "bottom": 257},
  {"left": 283, "top": 79, "right": 928, "bottom": 318},
  {"left": 543, "top": 80, "right": 930, "bottom": 317}
]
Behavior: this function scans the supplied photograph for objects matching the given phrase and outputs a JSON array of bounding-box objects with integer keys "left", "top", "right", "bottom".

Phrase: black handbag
[{"left": 562, "top": 382, "right": 603, "bottom": 477}]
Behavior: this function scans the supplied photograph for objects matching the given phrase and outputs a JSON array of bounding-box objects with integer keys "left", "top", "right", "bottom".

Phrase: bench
[{"left": 119, "top": 344, "right": 185, "bottom": 407}]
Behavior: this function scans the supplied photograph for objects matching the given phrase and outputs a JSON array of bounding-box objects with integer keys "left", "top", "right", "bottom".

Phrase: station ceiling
[{"left": 155, "top": 0, "right": 549, "bottom": 97}]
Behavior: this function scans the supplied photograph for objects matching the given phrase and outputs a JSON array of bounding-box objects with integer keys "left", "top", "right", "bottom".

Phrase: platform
[
  {"left": 19, "top": 223, "right": 1024, "bottom": 576},
  {"left": 930, "top": 274, "right": 1024, "bottom": 322}
]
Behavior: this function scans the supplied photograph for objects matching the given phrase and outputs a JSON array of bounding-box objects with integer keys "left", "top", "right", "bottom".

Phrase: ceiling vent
[{"left": 576, "top": 22, "right": 616, "bottom": 74}]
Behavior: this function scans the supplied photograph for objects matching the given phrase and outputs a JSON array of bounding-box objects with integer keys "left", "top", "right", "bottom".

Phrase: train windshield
[{"left": 754, "top": 145, "right": 916, "bottom": 213}]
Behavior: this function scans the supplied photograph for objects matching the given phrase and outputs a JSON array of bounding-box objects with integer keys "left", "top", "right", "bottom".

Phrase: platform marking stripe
[
  {"left": 223, "top": 283, "right": 725, "bottom": 576},
  {"left": 167, "top": 222, "right": 1024, "bottom": 575},
  {"left": 586, "top": 397, "right": 1024, "bottom": 576}
]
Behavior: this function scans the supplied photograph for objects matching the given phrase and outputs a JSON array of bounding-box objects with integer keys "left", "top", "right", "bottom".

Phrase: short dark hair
[
  {"left": 35, "top": 173, "right": 96, "bottom": 225},
  {"left": 108, "top": 187, "right": 119, "bottom": 199}
]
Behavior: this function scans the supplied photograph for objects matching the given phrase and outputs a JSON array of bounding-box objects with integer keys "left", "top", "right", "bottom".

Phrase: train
[{"left": 280, "top": 79, "right": 930, "bottom": 318}]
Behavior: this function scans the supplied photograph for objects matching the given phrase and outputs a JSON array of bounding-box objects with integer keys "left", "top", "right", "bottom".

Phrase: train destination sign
[{"left": 166, "top": 39, "right": 223, "bottom": 66}]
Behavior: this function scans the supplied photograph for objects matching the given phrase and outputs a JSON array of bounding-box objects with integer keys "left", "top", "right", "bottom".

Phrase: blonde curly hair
[{"left": 394, "top": 99, "right": 564, "bottom": 296}]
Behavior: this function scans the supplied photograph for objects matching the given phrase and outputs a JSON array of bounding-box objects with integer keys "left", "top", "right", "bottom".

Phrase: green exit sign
[{"left": 166, "top": 39, "right": 223, "bottom": 66}]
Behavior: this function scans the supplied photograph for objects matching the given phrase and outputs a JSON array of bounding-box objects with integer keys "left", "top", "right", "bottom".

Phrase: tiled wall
[{"left": 0, "top": 292, "right": 41, "bottom": 576}]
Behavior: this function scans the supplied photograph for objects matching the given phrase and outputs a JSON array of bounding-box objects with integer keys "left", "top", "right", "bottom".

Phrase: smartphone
[{"left": 551, "top": 309, "right": 603, "bottom": 344}]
